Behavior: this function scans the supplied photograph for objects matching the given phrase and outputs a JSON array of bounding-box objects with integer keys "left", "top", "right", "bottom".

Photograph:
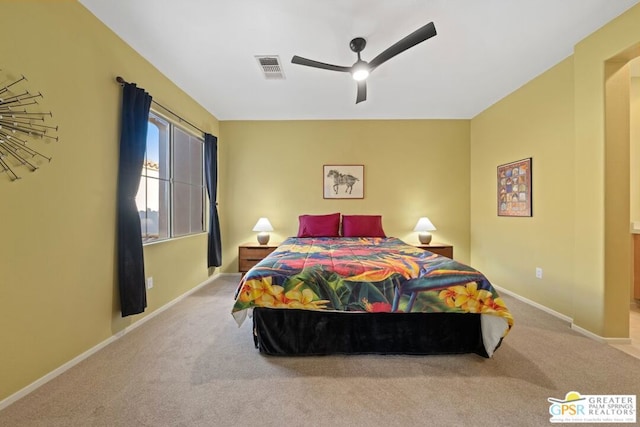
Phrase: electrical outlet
[
  {"left": 535, "top": 268, "right": 543, "bottom": 279},
  {"left": 146, "top": 277, "right": 154, "bottom": 289}
]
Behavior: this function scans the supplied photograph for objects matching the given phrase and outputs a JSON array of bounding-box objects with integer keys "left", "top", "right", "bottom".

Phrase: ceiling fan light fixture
[
  {"left": 352, "top": 62, "right": 370, "bottom": 81},
  {"left": 352, "top": 68, "right": 369, "bottom": 81}
]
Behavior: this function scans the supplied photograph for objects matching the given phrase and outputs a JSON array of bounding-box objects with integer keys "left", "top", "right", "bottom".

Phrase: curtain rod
[{"left": 116, "top": 76, "right": 207, "bottom": 136}]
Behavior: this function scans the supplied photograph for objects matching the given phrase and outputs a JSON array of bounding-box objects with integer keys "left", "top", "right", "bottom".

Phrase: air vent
[{"left": 255, "top": 55, "right": 285, "bottom": 80}]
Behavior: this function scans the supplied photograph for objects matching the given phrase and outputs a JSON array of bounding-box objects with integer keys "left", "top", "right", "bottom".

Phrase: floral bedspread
[{"left": 232, "top": 237, "right": 513, "bottom": 355}]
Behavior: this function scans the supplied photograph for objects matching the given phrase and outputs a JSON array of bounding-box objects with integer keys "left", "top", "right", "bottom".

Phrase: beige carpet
[{"left": 1, "top": 275, "right": 639, "bottom": 427}]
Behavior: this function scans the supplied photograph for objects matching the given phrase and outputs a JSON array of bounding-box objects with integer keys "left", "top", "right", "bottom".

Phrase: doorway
[{"left": 607, "top": 53, "right": 640, "bottom": 356}]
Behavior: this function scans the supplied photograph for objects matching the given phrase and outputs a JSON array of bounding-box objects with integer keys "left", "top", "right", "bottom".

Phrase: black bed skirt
[{"left": 252, "top": 308, "right": 489, "bottom": 358}]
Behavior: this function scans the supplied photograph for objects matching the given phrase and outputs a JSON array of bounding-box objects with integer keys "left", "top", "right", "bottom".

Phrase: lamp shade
[
  {"left": 413, "top": 217, "right": 436, "bottom": 244},
  {"left": 252, "top": 217, "right": 273, "bottom": 232},
  {"left": 413, "top": 217, "right": 436, "bottom": 232}
]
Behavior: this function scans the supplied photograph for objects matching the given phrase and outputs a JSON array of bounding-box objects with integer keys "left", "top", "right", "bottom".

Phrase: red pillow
[
  {"left": 342, "top": 215, "right": 386, "bottom": 238},
  {"left": 297, "top": 213, "right": 341, "bottom": 237}
]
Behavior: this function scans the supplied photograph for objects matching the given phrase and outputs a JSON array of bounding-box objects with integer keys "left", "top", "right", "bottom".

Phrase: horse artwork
[
  {"left": 327, "top": 170, "right": 359, "bottom": 194},
  {"left": 323, "top": 165, "right": 364, "bottom": 199}
]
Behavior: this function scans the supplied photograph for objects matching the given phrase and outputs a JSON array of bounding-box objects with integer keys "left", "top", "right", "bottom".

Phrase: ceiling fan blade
[
  {"left": 356, "top": 80, "right": 367, "bottom": 104},
  {"left": 368, "top": 22, "right": 437, "bottom": 71},
  {"left": 291, "top": 55, "right": 351, "bottom": 73}
]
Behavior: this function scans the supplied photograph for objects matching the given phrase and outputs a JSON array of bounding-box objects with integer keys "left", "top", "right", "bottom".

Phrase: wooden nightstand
[
  {"left": 238, "top": 243, "right": 279, "bottom": 275},
  {"left": 415, "top": 243, "right": 453, "bottom": 259}
]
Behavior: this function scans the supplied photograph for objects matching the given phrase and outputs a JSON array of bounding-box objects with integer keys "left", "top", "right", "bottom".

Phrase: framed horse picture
[{"left": 323, "top": 164, "right": 364, "bottom": 199}]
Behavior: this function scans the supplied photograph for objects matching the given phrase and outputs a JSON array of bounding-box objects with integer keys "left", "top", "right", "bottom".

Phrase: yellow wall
[
  {"left": 471, "top": 3, "right": 640, "bottom": 337},
  {"left": 219, "top": 120, "right": 471, "bottom": 271},
  {"left": 0, "top": 1, "right": 218, "bottom": 401},
  {"left": 631, "top": 76, "right": 640, "bottom": 222},
  {"left": 573, "top": 6, "right": 640, "bottom": 336},
  {"left": 632, "top": 75, "right": 640, "bottom": 301},
  {"left": 604, "top": 61, "right": 631, "bottom": 336},
  {"left": 470, "top": 58, "right": 576, "bottom": 316}
]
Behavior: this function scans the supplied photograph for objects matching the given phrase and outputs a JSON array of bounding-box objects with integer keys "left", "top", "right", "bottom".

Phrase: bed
[{"left": 232, "top": 215, "right": 513, "bottom": 358}]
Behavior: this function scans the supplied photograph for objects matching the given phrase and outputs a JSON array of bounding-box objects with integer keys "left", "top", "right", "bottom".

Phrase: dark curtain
[
  {"left": 116, "top": 82, "right": 152, "bottom": 317},
  {"left": 204, "top": 133, "right": 222, "bottom": 267}
]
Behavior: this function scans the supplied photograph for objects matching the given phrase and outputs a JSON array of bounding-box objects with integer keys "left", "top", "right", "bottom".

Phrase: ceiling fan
[{"left": 291, "top": 22, "right": 437, "bottom": 104}]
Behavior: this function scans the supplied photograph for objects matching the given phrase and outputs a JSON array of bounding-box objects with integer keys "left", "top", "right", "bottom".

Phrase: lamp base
[
  {"left": 418, "top": 233, "right": 432, "bottom": 245},
  {"left": 257, "top": 232, "right": 270, "bottom": 245}
]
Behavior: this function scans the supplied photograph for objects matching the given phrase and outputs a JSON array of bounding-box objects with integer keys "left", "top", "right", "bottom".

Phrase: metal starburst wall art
[{"left": 0, "top": 71, "right": 58, "bottom": 181}]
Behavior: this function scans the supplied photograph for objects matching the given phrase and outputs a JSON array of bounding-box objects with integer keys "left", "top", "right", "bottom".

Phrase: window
[{"left": 136, "top": 111, "right": 205, "bottom": 243}]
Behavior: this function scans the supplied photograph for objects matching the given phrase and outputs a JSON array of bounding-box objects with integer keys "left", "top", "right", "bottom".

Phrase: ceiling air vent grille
[{"left": 255, "top": 55, "right": 285, "bottom": 79}]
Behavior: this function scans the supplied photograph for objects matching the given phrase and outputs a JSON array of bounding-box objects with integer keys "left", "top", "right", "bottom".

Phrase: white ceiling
[{"left": 79, "top": 0, "right": 639, "bottom": 120}]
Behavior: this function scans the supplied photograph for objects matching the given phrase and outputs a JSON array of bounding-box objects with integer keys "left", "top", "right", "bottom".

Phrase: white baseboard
[
  {"left": 493, "top": 285, "right": 573, "bottom": 323},
  {"left": 494, "top": 284, "right": 632, "bottom": 345},
  {"left": 606, "top": 337, "right": 633, "bottom": 345},
  {"left": 570, "top": 324, "right": 631, "bottom": 345},
  {"left": 0, "top": 273, "right": 223, "bottom": 412}
]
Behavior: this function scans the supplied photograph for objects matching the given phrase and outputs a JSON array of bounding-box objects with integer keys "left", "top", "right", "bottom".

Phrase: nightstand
[
  {"left": 238, "top": 243, "right": 279, "bottom": 275},
  {"left": 414, "top": 243, "right": 453, "bottom": 259}
]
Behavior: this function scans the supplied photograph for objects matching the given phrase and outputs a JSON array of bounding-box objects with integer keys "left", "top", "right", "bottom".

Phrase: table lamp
[
  {"left": 252, "top": 217, "right": 273, "bottom": 245},
  {"left": 413, "top": 217, "right": 436, "bottom": 244}
]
